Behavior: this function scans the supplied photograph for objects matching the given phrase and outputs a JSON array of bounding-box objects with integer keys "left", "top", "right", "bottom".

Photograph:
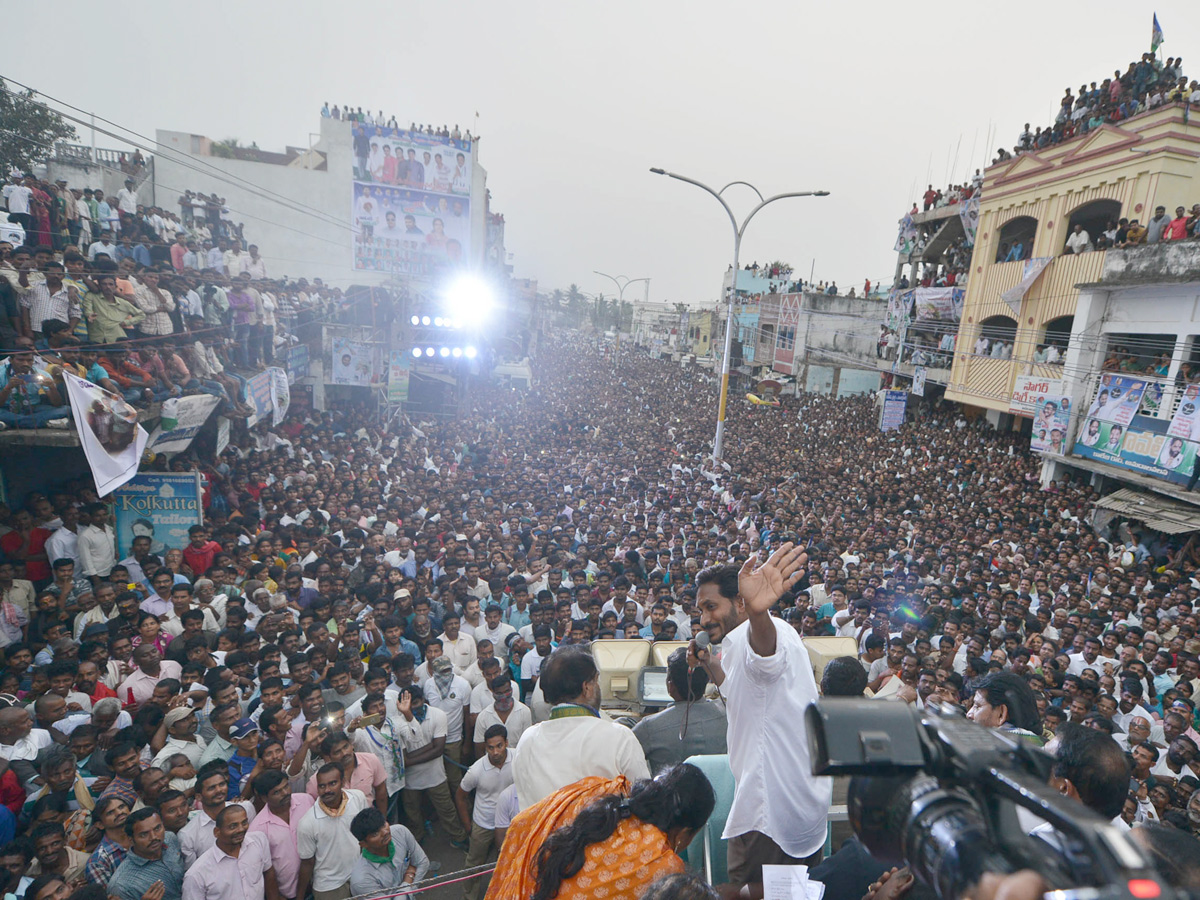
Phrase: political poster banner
[
  {"left": 351, "top": 126, "right": 473, "bottom": 277},
  {"left": 894, "top": 214, "right": 918, "bottom": 254},
  {"left": 286, "top": 344, "right": 310, "bottom": 384},
  {"left": 388, "top": 352, "right": 410, "bottom": 404},
  {"left": 880, "top": 390, "right": 907, "bottom": 432},
  {"left": 1074, "top": 413, "right": 1200, "bottom": 485},
  {"left": 63, "top": 373, "right": 148, "bottom": 497},
  {"left": 270, "top": 367, "right": 290, "bottom": 426},
  {"left": 1031, "top": 393, "right": 1070, "bottom": 455},
  {"left": 1001, "top": 257, "right": 1053, "bottom": 316},
  {"left": 244, "top": 367, "right": 289, "bottom": 427},
  {"left": 912, "top": 288, "right": 963, "bottom": 323},
  {"left": 147, "top": 395, "right": 221, "bottom": 455},
  {"left": 1085, "top": 374, "right": 1147, "bottom": 427},
  {"left": 959, "top": 195, "right": 980, "bottom": 247},
  {"left": 112, "top": 472, "right": 203, "bottom": 560},
  {"left": 215, "top": 417, "right": 230, "bottom": 456},
  {"left": 911, "top": 366, "right": 927, "bottom": 397},
  {"left": 1009, "top": 375, "right": 1064, "bottom": 418},
  {"left": 330, "top": 338, "right": 379, "bottom": 386},
  {"left": 1168, "top": 383, "right": 1200, "bottom": 440},
  {"left": 1139, "top": 381, "right": 1166, "bottom": 417}
]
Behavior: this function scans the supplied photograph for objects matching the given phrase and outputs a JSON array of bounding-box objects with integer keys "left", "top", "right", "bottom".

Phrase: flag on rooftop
[{"left": 1152, "top": 13, "right": 1164, "bottom": 53}]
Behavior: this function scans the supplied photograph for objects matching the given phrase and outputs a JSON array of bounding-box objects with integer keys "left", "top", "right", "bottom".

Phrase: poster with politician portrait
[
  {"left": 1168, "top": 383, "right": 1200, "bottom": 441},
  {"left": 1031, "top": 394, "right": 1070, "bottom": 455},
  {"left": 352, "top": 126, "right": 473, "bottom": 278},
  {"left": 1085, "top": 374, "right": 1146, "bottom": 427}
]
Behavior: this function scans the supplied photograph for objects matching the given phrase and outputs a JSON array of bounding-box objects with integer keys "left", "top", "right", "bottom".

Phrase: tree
[{"left": 0, "top": 79, "right": 77, "bottom": 176}]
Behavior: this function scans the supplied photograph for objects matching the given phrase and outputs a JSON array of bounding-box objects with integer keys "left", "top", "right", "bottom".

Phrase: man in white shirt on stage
[{"left": 690, "top": 544, "right": 832, "bottom": 889}]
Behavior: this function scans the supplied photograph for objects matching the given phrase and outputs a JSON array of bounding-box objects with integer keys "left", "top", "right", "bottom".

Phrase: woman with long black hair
[{"left": 487, "top": 763, "right": 714, "bottom": 900}]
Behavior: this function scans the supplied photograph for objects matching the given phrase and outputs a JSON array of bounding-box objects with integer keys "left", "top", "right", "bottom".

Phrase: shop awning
[{"left": 1095, "top": 488, "right": 1200, "bottom": 534}]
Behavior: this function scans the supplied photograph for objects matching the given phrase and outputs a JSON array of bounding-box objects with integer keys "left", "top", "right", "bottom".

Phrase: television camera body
[{"left": 806, "top": 698, "right": 1188, "bottom": 900}]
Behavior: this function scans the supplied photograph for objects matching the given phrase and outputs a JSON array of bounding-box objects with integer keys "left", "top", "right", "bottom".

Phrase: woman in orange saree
[{"left": 486, "top": 763, "right": 714, "bottom": 900}]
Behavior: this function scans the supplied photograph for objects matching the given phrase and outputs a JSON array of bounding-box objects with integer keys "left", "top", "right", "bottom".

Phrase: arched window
[
  {"left": 1042, "top": 316, "right": 1074, "bottom": 350},
  {"left": 974, "top": 315, "right": 1017, "bottom": 357},
  {"left": 1063, "top": 198, "right": 1122, "bottom": 253},
  {"left": 995, "top": 216, "right": 1038, "bottom": 263}
]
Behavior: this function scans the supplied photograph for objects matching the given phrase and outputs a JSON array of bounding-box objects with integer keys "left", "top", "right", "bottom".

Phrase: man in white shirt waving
[{"left": 690, "top": 543, "right": 831, "bottom": 889}]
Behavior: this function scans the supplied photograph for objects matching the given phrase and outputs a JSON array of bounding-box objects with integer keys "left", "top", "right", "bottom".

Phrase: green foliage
[{"left": 0, "top": 79, "right": 77, "bottom": 175}]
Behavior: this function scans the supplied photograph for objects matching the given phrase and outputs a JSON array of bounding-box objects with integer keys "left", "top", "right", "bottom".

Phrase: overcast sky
[{"left": 5, "top": 1, "right": 1198, "bottom": 304}]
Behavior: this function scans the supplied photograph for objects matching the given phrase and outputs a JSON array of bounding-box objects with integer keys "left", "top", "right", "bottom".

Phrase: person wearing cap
[
  {"left": 150, "top": 705, "right": 207, "bottom": 770},
  {"left": 225, "top": 718, "right": 261, "bottom": 799},
  {"left": 423, "top": 655, "right": 470, "bottom": 796}
]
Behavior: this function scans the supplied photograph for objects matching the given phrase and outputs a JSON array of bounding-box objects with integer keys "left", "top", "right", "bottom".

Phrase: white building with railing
[{"left": 1045, "top": 240, "right": 1200, "bottom": 510}]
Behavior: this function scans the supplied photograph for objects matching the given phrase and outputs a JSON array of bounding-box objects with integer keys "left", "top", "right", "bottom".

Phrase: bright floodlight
[
  {"left": 412, "top": 347, "right": 423, "bottom": 358},
  {"left": 434, "top": 317, "right": 444, "bottom": 327},
  {"left": 444, "top": 275, "right": 494, "bottom": 321},
  {"left": 465, "top": 346, "right": 478, "bottom": 359},
  {"left": 425, "top": 347, "right": 435, "bottom": 357},
  {"left": 439, "top": 347, "right": 450, "bottom": 357},
  {"left": 410, "top": 315, "right": 419, "bottom": 326},
  {"left": 421, "top": 316, "right": 431, "bottom": 326},
  {"left": 452, "top": 347, "right": 463, "bottom": 358}
]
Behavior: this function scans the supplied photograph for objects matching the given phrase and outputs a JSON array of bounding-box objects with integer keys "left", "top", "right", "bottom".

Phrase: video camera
[{"left": 806, "top": 699, "right": 1184, "bottom": 900}]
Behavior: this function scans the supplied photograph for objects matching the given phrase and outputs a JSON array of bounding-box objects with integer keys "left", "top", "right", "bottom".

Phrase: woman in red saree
[{"left": 486, "top": 763, "right": 714, "bottom": 900}]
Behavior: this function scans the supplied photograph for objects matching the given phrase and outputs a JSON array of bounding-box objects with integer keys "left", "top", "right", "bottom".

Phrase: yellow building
[
  {"left": 687, "top": 308, "right": 715, "bottom": 358},
  {"left": 946, "top": 104, "right": 1200, "bottom": 419}
]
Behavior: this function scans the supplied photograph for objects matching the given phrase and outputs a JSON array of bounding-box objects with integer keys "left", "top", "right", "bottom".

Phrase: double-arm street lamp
[
  {"left": 650, "top": 167, "right": 828, "bottom": 463},
  {"left": 593, "top": 270, "right": 650, "bottom": 368}
]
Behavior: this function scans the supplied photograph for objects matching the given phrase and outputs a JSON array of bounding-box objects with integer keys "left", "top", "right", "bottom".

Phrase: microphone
[{"left": 689, "top": 631, "right": 711, "bottom": 678}]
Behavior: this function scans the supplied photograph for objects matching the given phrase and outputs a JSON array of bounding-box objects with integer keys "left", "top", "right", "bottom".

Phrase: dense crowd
[
  {"left": 0, "top": 171, "right": 370, "bottom": 430},
  {"left": 0, "top": 319, "right": 1197, "bottom": 899}
]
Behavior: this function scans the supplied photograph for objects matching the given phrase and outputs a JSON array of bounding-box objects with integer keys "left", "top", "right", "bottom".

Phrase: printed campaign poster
[
  {"left": 215, "top": 417, "right": 230, "bottom": 456},
  {"left": 63, "top": 373, "right": 148, "bottom": 496},
  {"left": 1009, "top": 376, "right": 1063, "bottom": 418},
  {"left": 244, "top": 367, "right": 289, "bottom": 427},
  {"left": 880, "top": 390, "right": 907, "bottom": 432},
  {"left": 1072, "top": 410, "right": 1200, "bottom": 486},
  {"left": 112, "top": 472, "right": 203, "bottom": 560},
  {"left": 911, "top": 366, "right": 927, "bottom": 397},
  {"left": 331, "top": 338, "right": 379, "bottom": 386},
  {"left": 1075, "top": 418, "right": 1128, "bottom": 456},
  {"left": 270, "top": 368, "right": 290, "bottom": 426},
  {"left": 1031, "top": 393, "right": 1070, "bottom": 455},
  {"left": 1085, "top": 374, "right": 1146, "bottom": 427},
  {"left": 388, "top": 351, "right": 410, "bottom": 403},
  {"left": 147, "top": 395, "right": 221, "bottom": 455},
  {"left": 1169, "top": 383, "right": 1200, "bottom": 441}
]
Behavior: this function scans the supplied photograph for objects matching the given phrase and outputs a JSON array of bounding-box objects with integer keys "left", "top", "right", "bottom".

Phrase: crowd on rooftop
[
  {"left": 0, "top": 170, "right": 362, "bottom": 430},
  {"left": 320, "top": 106, "right": 474, "bottom": 142},
  {"left": 0, "top": 323, "right": 1190, "bottom": 897}
]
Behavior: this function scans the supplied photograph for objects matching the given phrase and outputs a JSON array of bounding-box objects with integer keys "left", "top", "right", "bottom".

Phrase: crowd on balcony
[
  {"left": 0, "top": 171, "right": 359, "bottom": 430},
  {"left": 320, "top": 105, "right": 474, "bottom": 142},
  {"left": 915, "top": 172, "right": 984, "bottom": 213},
  {"left": 1000, "top": 54, "right": 1194, "bottom": 161}
]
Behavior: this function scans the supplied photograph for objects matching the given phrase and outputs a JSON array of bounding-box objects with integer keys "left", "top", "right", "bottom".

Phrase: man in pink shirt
[
  {"left": 117, "top": 644, "right": 182, "bottom": 709},
  {"left": 170, "top": 233, "right": 188, "bottom": 273},
  {"left": 249, "top": 769, "right": 315, "bottom": 900},
  {"left": 182, "top": 804, "right": 279, "bottom": 900},
  {"left": 305, "top": 732, "right": 388, "bottom": 815}
]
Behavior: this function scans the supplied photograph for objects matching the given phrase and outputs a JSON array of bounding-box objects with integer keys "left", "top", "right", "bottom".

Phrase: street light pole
[
  {"left": 650, "top": 168, "right": 828, "bottom": 464},
  {"left": 593, "top": 271, "right": 650, "bottom": 369}
]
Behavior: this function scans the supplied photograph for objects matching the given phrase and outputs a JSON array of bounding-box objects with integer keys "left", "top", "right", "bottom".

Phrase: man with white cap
[{"left": 151, "top": 706, "right": 208, "bottom": 770}]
